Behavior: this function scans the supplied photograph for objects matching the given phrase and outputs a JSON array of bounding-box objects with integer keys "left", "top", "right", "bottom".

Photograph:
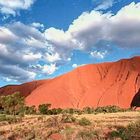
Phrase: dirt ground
[{"left": 0, "top": 111, "right": 139, "bottom": 140}]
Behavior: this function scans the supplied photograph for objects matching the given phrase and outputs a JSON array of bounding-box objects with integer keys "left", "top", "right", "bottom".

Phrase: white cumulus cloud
[
  {"left": 31, "top": 22, "right": 44, "bottom": 30},
  {"left": 93, "top": 0, "right": 115, "bottom": 10},
  {"left": 45, "top": 52, "right": 61, "bottom": 63},
  {"left": 72, "top": 64, "right": 78, "bottom": 68},
  {"left": 90, "top": 50, "right": 108, "bottom": 59},
  {"left": 0, "top": 0, "right": 35, "bottom": 16},
  {"left": 42, "top": 64, "right": 58, "bottom": 75},
  {"left": 45, "top": 2, "right": 140, "bottom": 52},
  {"left": 1, "top": 2, "right": 140, "bottom": 83},
  {"left": 0, "top": 22, "right": 46, "bottom": 82}
]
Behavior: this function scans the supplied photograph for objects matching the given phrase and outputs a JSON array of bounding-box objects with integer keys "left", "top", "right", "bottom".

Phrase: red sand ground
[{"left": 0, "top": 56, "right": 140, "bottom": 109}]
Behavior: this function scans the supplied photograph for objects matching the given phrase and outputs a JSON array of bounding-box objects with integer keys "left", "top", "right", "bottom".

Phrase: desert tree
[
  {"left": 38, "top": 103, "right": 51, "bottom": 114},
  {"left": 0, "top": 92, "right": 25, "bottom": 116}
]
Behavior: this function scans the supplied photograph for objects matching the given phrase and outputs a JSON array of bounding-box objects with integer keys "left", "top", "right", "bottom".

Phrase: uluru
[{"left": 0, "top": 56, "right": 140, "bottom": 109}]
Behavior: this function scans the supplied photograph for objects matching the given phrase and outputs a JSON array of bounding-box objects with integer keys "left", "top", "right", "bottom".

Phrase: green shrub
[
  {"left": 62, "top": 108, "right": 81, "bottom": 114},
  {"left": 108, "top": 127, "right": 127, "bottom": 140},
  {"left": 68, "top": 108, "right": 75, "bottom": 114},
  {"left": 24, "top": 106, "right": 36, "bottom": 115},
  {"left": 108, "top": 120, "right": 140, "bottom": 140},
  {"left": 95, "top": 105, "right": 123, "bottom": 113},
  {"left": 48, "top": 108, "right": 63, "bottom": 115},
  {"left": 83, "top": 107, "right": 94, "bottom": 114},
  {"left": 55, "top": 108, "right": 63, "bottom": 114},
  {"left": 81, "top": 105, "right": 129, "bottom": 114},
  {"left": 78, "top": 117, "right": 91, "bottom": 126},
  {"left": 0, "top": 114, "right": 7, "bottom": 122},
  {"left": 38, "top": 104, "right": 51, "bottom": 114},
  {"left": 0, "top": 92, "right": 25, "bottom": 116}
]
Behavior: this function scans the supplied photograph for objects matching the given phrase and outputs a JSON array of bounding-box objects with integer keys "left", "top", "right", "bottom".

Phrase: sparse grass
[
  {"left": 0, "top": 111, "right": 139, "bottom": 139},
  {"left": 61, "top": 114, "right": 77, "bottom": 123},
  {"left": 0, "top": 114, "right": 22, "bottom": 124},
  {"left": 76, "top": 129, "right": 99, "bottom": 140},
  {"left": 76, "top": 111, "right": 140, "bottom": 127}
]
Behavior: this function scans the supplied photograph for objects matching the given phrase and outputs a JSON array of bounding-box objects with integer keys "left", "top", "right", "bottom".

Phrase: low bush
[
  {"left": 108, "top": 120, "right": 140, "bottom": 140},
  {"left": 38, "top": 104, "right": 51, "bottom": 114},
  {"left": 108, "top": 127, "right": 127, "bottom": 140},
  {"left": 83, "top": 107, "right": 94, "bottom": 114},
  {"left": 78, "top": 117, "right": 91, "bottom": 126},
  {"left": 62, "top": 108, "right": 82, "bottom": 114},
  {"left": 95, "top": 105, "right": 124, "bottom": 113},
  {"left": 24, "top": 106, "right": 36, "bottom": 115},
  {"left": 0, "top": 114, "right": 7, "bottom": 122},
  {"left": 48, "top": 108, "right": 63, "bottom": 115}
]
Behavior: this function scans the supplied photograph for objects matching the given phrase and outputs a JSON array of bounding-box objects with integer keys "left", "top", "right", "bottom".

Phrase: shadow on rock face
[{"left": 131, "top": 89, "right": 140, "bottom": 108}]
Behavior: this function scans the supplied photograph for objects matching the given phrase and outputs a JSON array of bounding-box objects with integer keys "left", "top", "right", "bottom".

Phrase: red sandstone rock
[{"left": 0, "top": 56, "right": 140, "bottom": 109}]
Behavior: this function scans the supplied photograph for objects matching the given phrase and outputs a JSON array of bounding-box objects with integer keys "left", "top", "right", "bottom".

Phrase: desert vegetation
[
  {"left": 0, "top": 92, "right": 139, "bottom": 139},
  {"left": 108, "top": 120, "right": 140, "bottom": 140}
]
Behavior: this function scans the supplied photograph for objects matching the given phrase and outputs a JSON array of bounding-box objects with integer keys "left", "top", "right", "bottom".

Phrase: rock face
[
  {"left": 0, "top": 80, "right": 47, "bottom": 97},
  {"left": 0, "top": 56, "right": 140, "bottom": 109}
]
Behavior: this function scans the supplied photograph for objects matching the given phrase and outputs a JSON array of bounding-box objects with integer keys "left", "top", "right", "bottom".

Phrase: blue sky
[{"left": 0, "top": 0, "right": 140, "bottom": 86}]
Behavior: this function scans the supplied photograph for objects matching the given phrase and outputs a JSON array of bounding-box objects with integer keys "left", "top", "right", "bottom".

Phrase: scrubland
[{"left": 0, "top": 111, "right": 140, "bottom": 140}]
